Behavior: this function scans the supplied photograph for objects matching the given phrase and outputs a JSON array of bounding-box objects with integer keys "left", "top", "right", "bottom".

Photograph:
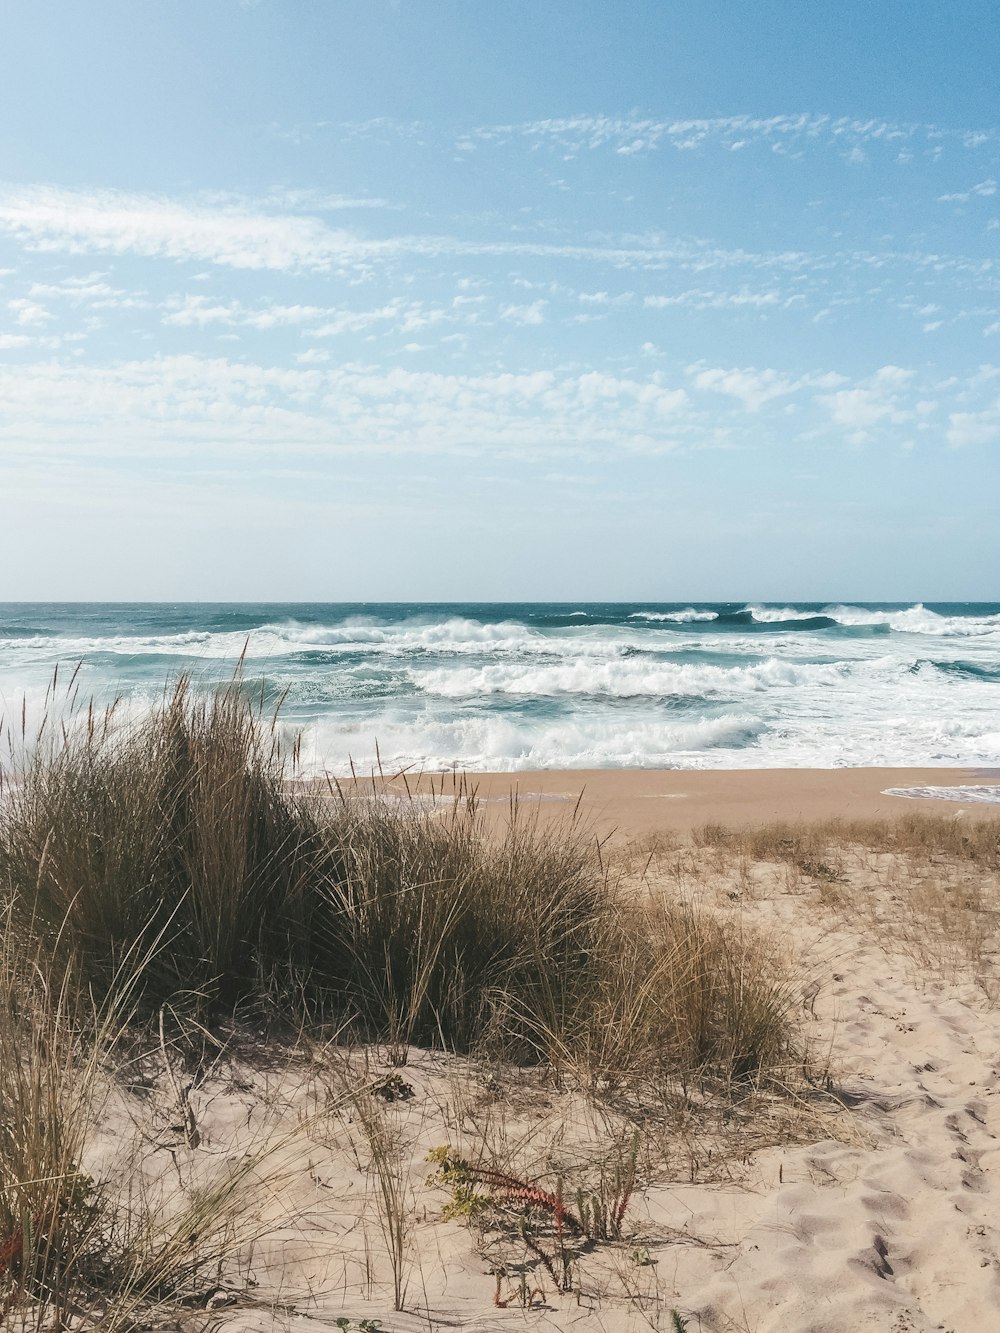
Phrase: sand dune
[{"left": 80, "top": 788, "right": 1000, "bottom": 1333}]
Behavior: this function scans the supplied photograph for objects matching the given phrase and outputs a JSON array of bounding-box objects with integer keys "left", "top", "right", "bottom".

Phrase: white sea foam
[
  {"left": 741, "top": 605, "right": 815, "bottom": 623},
  {"left": 822, "top": 604, "right": 1000, "bottom": 636},
  {"left": 628, "top": 608, "right": 719, "bottom": 622},
  {"left": 883, "top": 785, "right": 1000, "bottom": 805},
  {"left": 295, "top": 711, "right": 766, "bottom": 775},
  {"left": 2, "top": 603, "right": 999, "bottom": 775},
  {"left": 409, "top": 656, "right": 868, "bottom": 700}
]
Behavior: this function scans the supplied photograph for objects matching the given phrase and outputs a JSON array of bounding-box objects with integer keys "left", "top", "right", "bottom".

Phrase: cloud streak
[
  {"left": 461, "top": 113, "right": 999, "bottom": 158},
  {"left": 1, "top": 353, "right": 993, "bottom": 467},
  {"left": 4, "top": 184, "right": 993, "bottom": 289},
  {"left": 0, "top": 354, "right": 695, "bottom": 461}
]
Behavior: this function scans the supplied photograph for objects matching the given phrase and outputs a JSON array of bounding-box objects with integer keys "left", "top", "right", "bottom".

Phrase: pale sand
[
  {"left": 102, "top": 828, "right": 1000, "bottom": 1333},
  {"left": 85, "top": 772, "right": 1000, "bottom": 1332},
  {"left": 364, "top": 766, "right": 1000, "bottom": 839}
]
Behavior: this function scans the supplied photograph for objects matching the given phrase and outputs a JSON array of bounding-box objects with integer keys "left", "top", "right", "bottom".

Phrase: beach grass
[
  {"left": 0, "top": 679, "right": 802, "bottom": 1090},
  {"left": 643, "top": 813, "right": 1000, "bottom": 999},
  {"left": 0, "top": 679, "right": 826, "bottom": 1325}
]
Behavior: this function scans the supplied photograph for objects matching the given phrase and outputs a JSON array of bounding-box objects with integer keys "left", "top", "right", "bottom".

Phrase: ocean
[{"left": 1, "top": 602, "right": 999, "bottom": 774}]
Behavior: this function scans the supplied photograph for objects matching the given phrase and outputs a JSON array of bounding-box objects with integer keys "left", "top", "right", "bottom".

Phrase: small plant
[
  {"left": 371, "top": 1072, "right": 415, "bottom": 1104},
  {"left": 440, "top": 1182, "right": 489, "bottom": 1223},
  {"left": 574, "top": 1129, "right": 640, "bottom": 1241},
  {"left": 428, "top": 1141, "right": 639, "bottom": 1293}
]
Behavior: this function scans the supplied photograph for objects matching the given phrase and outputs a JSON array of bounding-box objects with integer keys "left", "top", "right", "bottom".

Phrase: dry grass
[
  {"left": 0, "top": 678, "right": 835, "bottom": 1325},
  {"left": 348, "top": 1090, "right": 413, "bottom": 1311},
  {"left": 692, "top": 812, "right": 1000, "bottom": 869},
  {"left": 0, "top": 678, "right": 804, "bottom": 1097},
  {"left": 0, "top": 919, "right": 315, "bottom": 1329},
  {"left": 655, "top": 815, "right": 1000, "bottom": 999},
  {"left": 0, "top": 677, "right": 329, "bottom": 1018},
  {"left": 0, "top": 920, "right": 107, "bottom": 1327}
]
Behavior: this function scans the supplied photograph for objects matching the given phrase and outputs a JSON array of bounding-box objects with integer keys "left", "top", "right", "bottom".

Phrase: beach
[
  {"left": 7, "top": 0, "right": 999, "bottom": 1321},
  {"left": 3, "top": 605, "right": 1000, "bottom": 1329},
  {"left": 364, "top": 764, "right": 1000, "bottom": 836}
]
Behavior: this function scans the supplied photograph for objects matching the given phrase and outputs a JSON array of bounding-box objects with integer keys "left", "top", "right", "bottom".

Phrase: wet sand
[{"left": 361, "top": 766, "right": 1000, "bottom": 839}]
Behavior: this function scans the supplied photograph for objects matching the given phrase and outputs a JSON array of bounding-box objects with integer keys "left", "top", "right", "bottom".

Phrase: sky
[{"left": 0, "top": 0, "right": 998, "bottom": 601}]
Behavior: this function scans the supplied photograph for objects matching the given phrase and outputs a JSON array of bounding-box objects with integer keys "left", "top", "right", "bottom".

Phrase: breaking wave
[{"left": 1, "top": 600, "right": 998, "bottom": 773}]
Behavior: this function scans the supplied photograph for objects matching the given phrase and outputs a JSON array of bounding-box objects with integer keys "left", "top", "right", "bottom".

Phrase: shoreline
[{"left": 357, "top": 766, "right": 1000, "bottom": 838}]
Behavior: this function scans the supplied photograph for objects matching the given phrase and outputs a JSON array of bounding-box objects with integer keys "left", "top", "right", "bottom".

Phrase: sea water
[{"left": 1, "top": 602, "right": 998, "bottom": 774}]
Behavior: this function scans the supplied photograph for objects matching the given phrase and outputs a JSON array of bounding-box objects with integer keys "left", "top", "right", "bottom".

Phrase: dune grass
[
  {"left": 0, "top": 677, "right": 811, "bottom": 1323},
  {"left": 0, "top": 678, "right": 801, "bottom": 1093},
  {"left": 683, "top": 814, "right": 1000, "bottom": 998},
  {"left": 692, "top": 813, "right": 1000, "bottom": 869}
]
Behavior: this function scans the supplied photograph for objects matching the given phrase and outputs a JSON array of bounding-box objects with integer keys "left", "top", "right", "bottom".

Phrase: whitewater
[{"left": 0, "top": 602, "right": 998, "bottom": 774}]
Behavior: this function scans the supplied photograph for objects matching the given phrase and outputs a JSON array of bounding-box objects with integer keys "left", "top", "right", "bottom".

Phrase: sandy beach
[
  {"left": 5, "top": 0, "right": 998, "bottom": 1321},
  {"left": 7, "top": 683, "right": 1000, "bottom": 1331},
  {"left": 79, "top": 762, "right": 996, "bottom": 1333},
  {"left": 361, "top": 765, "right": 1000, "bottom": 838}
]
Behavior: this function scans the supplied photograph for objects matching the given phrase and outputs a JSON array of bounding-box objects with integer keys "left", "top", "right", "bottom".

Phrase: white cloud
[
  {"left": 0, "top": 184, "right": 390, "bottom": 273},
  {"left": 27, "top": 274, "right": 149, "bottom": 309},
  {"left": 937, "top": 178, "right": 998, "bottom": 203},
  {"left": 313, "top": 306, "right": 407, "bottom": 337},
  {"left": 163, "top": 294, "right": 328, "bottom": 328},
  {"left": 820, "top": 365, "right": 915, "bottom": 434},
  {"left": 824, "top": 388, "right": 894, "bottom": 429},
  {"left": 947, "top": 403, "right": 1000, "bottom": 446},
  {"left": 872, "top": 364, "right": 913, "bottom": 386},
  {"left": 0, "top": 354, "right": 693, "bottom": 460},
  {"left": 499, "top": 301, "right": 546, "bottom": 325},
  {"left": 2, "top": 183, "right": 991, "bottom": 301},
  {"left": 578, "top": 290, "right": 633, "bottom": 305},
  {"left": 159, "top": 293, "right": 458, "bottom": 340},
  {"left": 645, "top": 288, "right": 784, "bottom": 310},
  {"left": 688, "top": 364, "right": 838, "bottom": 411},
  {"left": 8, "top": 297, "right": 51, "bottom": 325}
]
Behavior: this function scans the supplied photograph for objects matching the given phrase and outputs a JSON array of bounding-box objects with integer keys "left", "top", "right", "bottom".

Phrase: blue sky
[{"left": 0, "top": 0, "right": 997, "bottom": 600}]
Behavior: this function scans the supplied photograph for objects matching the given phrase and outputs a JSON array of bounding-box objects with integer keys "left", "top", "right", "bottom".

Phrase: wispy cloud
[
  {"left": 947, "top": 398, "right": 1000, "bottom": 446},
  {"left": 0, "top": 183, "right": 798, "bottom": 275},
  {"left": 160, "top": 293, "right": 463, "bottom": 339},
  {"left": 0, "top": 354, "right": 694, "bottom": 461},
  {"left": 2, "top": 184, "right": 993, "bottom": 297},
  {"left": 8, "top": 297, "right": 52, "bottom": 325},
  {"left": 27, "top": 273, "right": 150, "bottom": 309},
  {"left": 937, "top": 178, "right": 998, "bottom": 203},
  {"left": 646, "top": 288, "right": 790, "bottom": 311},
  {"left": 0, "top": 184, "right": 392, "bottom": 273},
  {"left": 4, "top": 350, "right": 991, "bottom": 468},
  {"left": 461, "top": 113, "right": 999, "bottom": 158},
  {"left": 820, "top": 365, "right": 919, "bottom": 440},
  {"left": 688, "top": 363, "right": 844, "bottom": 411},
  {"left": 162, "top": 294, "right": 329, "bottom": 328}
]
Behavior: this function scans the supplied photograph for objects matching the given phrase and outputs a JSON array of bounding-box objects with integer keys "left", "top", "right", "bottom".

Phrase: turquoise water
[{"left": 1, "top": 602, "right": 999, "bottom": 772}]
